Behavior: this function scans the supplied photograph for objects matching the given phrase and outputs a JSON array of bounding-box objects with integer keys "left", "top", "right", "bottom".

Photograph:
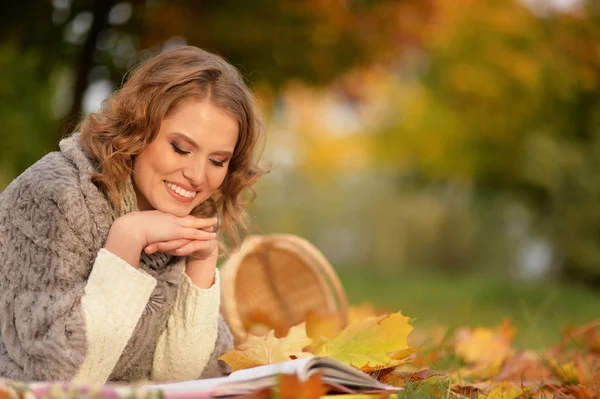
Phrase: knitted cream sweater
[{"left": 75, "top": 248, "right": 221, "bottom": 384}]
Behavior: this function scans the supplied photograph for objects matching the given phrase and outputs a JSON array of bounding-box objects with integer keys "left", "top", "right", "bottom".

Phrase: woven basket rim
[{"left": 219, "top": 233, "right": 348, "bottom": 343}]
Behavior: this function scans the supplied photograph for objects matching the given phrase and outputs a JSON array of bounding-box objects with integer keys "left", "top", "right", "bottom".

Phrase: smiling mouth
[{"left": 165, "top": 181, "right": 197, "bottom": 199}]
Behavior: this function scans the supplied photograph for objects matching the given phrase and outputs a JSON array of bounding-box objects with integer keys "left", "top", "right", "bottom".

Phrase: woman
[{"left": 0, "top": 46, "right": 265, "bottom": 384}]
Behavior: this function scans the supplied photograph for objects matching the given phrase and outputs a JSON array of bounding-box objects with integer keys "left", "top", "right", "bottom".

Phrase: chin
[{"left": 153, "top": 201, "right": 194, "bottom": 217}]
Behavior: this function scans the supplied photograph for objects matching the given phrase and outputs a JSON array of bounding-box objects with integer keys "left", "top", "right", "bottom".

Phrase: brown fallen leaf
[
  {"left": 451, "top": 383, "right": 485, "bottom": 399},
  {"left": 493, "top": 350, "right": 554, "bottom": 384},
  {"left": 377, "top": 368, "right": 441, "bottom": 387},
  {"left": 547, "top": 351, "right": 598, "bottom": 385},
  {"left": 402, "top": 369, "right": 441, "bottom": 383},
  {"left": 563, "top": 384, "right": 598, "bottom": 399},
  {"left": 551, "top": 319, "right": 600, "bottom": 357}
]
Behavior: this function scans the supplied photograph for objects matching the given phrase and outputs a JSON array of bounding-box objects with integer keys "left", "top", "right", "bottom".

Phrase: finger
[
  {"left": 178, "top": 227, "right": 218, "bottom": 241},
  {"left": 179, "top": 216, "right": 219, "bottom": 229},
  {"left": 150, "top": 239, "right": 192, "bottom": 253},
  {"left": 145, "top": 238, "right": 192, "bottom": 254},
  {"left": 201, "top": 225, "right": 215, "bottom": 233},
  {"left": 175, "top": 239, "right": 217, "bottom": 257},
  {"left": 144, "top": 243, "right": 158, "bottom": 254}
]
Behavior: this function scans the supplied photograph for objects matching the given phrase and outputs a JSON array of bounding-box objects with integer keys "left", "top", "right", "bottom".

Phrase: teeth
[{"left": 166, "top": 182, "right": 196, "bottom": 199}]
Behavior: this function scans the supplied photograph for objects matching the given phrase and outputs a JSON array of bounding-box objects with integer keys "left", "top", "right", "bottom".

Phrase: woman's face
[{"left": 132, "top": 99, "right": 239, "bottom": 217}]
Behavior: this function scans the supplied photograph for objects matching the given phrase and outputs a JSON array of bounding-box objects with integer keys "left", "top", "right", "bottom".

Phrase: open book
[{"left": 149, "top": 356, "right": 401, "bottom": 397}]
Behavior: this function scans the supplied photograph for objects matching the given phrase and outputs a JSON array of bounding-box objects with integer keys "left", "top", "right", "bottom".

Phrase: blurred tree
[
  {"left": 0, "top": 0, "right": 433, "bottom": 144},
  {"left": 371, "top": 0, "right": 600, "bottom": 284},
  {"left": 0, "top": 44, "right": 57, "bottom": 188}
]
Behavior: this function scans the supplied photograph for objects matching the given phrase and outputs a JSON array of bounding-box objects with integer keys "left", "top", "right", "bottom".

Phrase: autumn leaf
[
  {"left": 219, "top": 323, "right": 313, "bottom": 372},
  {"left": 347, "top": 304, "right": 389, "bottom": 326},
  {"left": 407, "top": 325, "right": 448, "bottom": 350},
  {"left": 377, "top": 368, "right": 440, "bottom": 387},
  {"left": 279, "top": 373, "right": 329, "bottom": 399},
  {"left": 320, "top": 395, "right": 397, "bottom": 399},
  {"left": 493, "top": 351, "right": 554, "bottom": 383},
  {"left": 455, "top": 324, "right": 515, "bottom": 366},
  {"left": 548, "top": 352, "right": 598, "bottom": 385},
  {"left": 306, "top": 310, "right": 345, "bottom": 342},
  {"left": 561, "top": 320, "right": 600, "bottom": 354},
  {"left": 243, "top": 310, "right": 290, "bottom": 338},
  {"left": 0, "top": 386, "right": 18, "bottom": 399},
  {"left": 452, "top": 322, "right": 517, "bottom": 381},
  {"left": 312, "top": 311, "right": 414, "bottom": 372},
  {"left": 483, "top": 382, "right": 529, "bottom": 399}
]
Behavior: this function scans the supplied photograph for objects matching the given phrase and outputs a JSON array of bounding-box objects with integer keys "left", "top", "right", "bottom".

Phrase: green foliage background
[{"left": 1, "top": 0, "right": 600, "bottom": 290}]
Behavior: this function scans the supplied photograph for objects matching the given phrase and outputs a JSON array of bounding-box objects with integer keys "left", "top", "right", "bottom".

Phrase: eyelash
[
  {"left": 171, "top": 142, "right": 190, "bottom": 156},
  {"left": 171, "top": 142, "right": 226, "bottom": 167}
]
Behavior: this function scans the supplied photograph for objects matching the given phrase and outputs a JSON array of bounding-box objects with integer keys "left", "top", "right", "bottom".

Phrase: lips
[{"left": 164, "top": 181, "right": 197, "bottom": 202}]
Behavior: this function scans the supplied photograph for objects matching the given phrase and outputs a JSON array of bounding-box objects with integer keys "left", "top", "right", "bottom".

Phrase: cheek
[
  {"left": 146, "top": 150, "right": 181, "bottom": 176},
  {"left": 208, "top": 168, "right": 229, "bottom": 190}
]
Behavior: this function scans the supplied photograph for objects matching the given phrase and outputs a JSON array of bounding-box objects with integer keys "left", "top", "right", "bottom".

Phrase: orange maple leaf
[{"left": 279, "top": 373, "right": 329, "bottom": 399}]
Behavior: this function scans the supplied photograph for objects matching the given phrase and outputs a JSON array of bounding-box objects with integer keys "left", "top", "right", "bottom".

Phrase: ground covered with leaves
[{"left": 220, "top": 306, "right": 600, "bottom": 399}]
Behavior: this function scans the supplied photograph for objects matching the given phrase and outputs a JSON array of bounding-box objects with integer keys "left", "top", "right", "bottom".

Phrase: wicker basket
[{"left": 220, "top": 234, "right": 348, "bottom": 344}]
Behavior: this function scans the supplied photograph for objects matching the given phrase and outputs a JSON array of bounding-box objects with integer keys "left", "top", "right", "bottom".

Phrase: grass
[{"left": 336, "top": 267, "right": 600, "bottom": 350}]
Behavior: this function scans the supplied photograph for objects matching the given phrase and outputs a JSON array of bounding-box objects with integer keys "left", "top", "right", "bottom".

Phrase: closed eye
[
  {"left": 171, "top": 142, "right": 190, "bottom": 156},
  {"left": 210, "top": 159, "right": 226, "bottom": 167}
]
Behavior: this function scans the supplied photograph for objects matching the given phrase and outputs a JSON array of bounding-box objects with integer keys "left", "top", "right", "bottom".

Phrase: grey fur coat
[{"left": 0, "top": 134, "right": 232, "bottom": 382}]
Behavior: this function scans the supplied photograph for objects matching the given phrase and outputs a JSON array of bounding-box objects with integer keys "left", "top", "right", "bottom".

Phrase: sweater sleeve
[
  {"left": 0, "top": 154, "right": 135, "bottom": 382},
  {"left": 73, "top": 249, "right": 156, "bottom": 384},
  {"left": 151, "top": 270, "right": 222, "bottom": 382}
]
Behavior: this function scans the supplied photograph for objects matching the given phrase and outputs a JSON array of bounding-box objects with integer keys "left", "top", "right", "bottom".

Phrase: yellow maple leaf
[
  {"left": 484, "top": 382, "right": 529, "bottom": 399},
  {"left": 219, "top": 323, "right": 313, "bottom": 372},
  {"left": 455, "top": 326, "right": 514, "bottom": 365},
  {"left": 347, "top": 304, "right": 387, "bottom": 326},
  {"left": 306, "top": 310, "right": 345, "bottom": 342},
  {"left": 548, "top": 352, "right": 594, "bottom": 385},
  {"left": 454, "top": 322, "right": 516, "bottom": 381},
  {"left": 313, "top": 311, "right": 414, "bottom": 372}
]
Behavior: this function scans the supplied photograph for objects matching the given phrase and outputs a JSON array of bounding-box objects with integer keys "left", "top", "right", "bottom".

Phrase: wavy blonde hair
[{"left": 79, "top": 46, "right": 267, "bottom": 250}]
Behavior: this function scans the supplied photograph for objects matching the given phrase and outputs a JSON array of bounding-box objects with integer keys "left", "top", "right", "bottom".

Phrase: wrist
[
  {"left": 185, "top": 253, "right": 218, "bottom": 288},
  {"left": 119, "top": 212, "right": 148, "bottom": 248},
  {"left": 105, "top": 214, "right": 145, "bottom": 268}
]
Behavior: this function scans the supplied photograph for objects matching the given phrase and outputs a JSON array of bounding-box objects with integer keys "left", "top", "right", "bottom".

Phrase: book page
[
  {"left": 146, "top": 357, "right": 399, "bottom": 396},
  {"left": 226, "top": 357, "right": 314, "bottom": 381},
  {"left": 307, "top": 358, "right": 392, "bottom": 388},
  {"left": 147, "top": 359, "right": 313, "bottom": 396}
]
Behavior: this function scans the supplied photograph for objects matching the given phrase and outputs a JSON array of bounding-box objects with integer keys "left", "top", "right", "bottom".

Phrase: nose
[{"left": 182, "top": 158, "right": 207, "bottom": 188}]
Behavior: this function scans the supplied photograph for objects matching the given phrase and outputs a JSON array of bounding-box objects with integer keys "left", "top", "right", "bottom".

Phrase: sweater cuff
[
  {"left": 151, "top": 269, "right": 221, "bottom": 381},
  {"left": 74, "top": 248, "right": 157, "bottom": 384}
]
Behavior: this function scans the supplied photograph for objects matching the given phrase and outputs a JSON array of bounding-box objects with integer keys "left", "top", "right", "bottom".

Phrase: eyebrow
[{"left": 170, "top": 132, "right": 234, "bottom": 156}]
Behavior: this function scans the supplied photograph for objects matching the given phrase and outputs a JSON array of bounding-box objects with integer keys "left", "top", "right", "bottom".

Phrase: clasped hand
[
  {"left": 110, "top": 210, "right": 220, "bottom": 263},
  {"left": 143, "top": 226, "right": 218, "bottom": 260},
  {"left": 141, "top": 211, "right": 219, "bottom": 261}
]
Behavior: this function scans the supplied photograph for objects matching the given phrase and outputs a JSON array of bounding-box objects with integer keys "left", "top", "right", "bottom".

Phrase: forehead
[{"left": 161, "top": 99, "right": 239, "bottom": 149}]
